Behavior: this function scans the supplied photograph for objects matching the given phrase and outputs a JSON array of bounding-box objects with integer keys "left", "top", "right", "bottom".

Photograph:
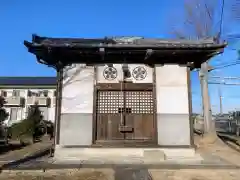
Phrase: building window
[
  {"left": 53, "top": 91, "right": 57, "bottom": 97},
  {"left": 12, "top": 90, "right": 20, "bottom": 97},
  {"left": 43, "top": 90, "right": 48, "bottom": 97},
  {"left": 10, "top": 107, "right": 18, "bottom": 121},
  {"left": 27, "top": 90, "right": 32, "bottom": 97},
  {"left": 1, "top": 91, "right": 7, "bottom": 97},
  {"left": 39, "top": 107, "right": 48, "bottom": 120}
]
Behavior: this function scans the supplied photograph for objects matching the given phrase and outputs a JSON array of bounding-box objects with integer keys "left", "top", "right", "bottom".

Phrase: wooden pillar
[
  {"left": 54, "top": 68, "right": 63, "bottom": 145},
  {"left": 187, "top": 67, "right": 194, "bottom": 146}
]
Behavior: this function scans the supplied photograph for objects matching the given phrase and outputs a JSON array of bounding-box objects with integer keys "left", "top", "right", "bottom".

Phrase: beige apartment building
[{"left": 0, "top": 77, "right": 56, "bottom": 125}]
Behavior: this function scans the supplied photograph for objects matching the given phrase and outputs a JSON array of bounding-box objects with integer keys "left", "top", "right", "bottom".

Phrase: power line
[
  {"left": 214, "top": 59, "right": 240, "bottom": 67},
  {"left": 210, "top": 76, "right": 240, "bottom": 80},
  {"left": 209, "top": 82, "right": 240, "bottom": 85},
  {"left": 191, "top": 61, "right": 240, "bottom": 73},
  {"left": 208, "top": 75, "right": 240, "bottom": 85},
  {"left": 210, "top": 61, "right": 240, "bottom": 70},
  {"left": 191, "top": 59, "right": 240, "bottom": 72}
]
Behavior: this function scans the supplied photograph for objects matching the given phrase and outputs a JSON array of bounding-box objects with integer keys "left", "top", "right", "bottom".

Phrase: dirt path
[{"left": 195, "top": 134, "right": 240, "bottom": 167}]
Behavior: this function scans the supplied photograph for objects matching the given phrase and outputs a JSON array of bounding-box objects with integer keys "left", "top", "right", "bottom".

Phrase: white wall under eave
[
  {"left": 155, "top": 65, "right": 191, "bottom": 146},
  {"left": 59, "top": 64, "right": 94, "bottom": 146},
  {"left": 61, "top": 65, "right": 94, "bottom": 114},
  {"left": 156, "top": 65, "right": 189, "bottom": 114},
  {"left": 97, "top": 64, "right": 153, "bottom": 83}
]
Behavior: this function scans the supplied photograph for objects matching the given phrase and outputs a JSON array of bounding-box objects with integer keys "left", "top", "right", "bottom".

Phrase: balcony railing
[
  {"left": 26, "top": 97, "right": 50, "bottom": 106},
  {"left": 5, "top": 97, "right": 25, "bottom": 106}
]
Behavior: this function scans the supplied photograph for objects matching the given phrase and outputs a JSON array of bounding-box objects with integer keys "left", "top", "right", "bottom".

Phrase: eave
[{"left": 24, "top": 35, "right": 227, "bottom": 70}]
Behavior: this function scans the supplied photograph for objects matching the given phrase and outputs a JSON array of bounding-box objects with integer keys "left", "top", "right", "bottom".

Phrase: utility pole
[
  {"left": 218, "top": 85, "right": 223, "bottom": 114},
  {"left": 199, "top": 62, "right": 214, "bottom": 134}
]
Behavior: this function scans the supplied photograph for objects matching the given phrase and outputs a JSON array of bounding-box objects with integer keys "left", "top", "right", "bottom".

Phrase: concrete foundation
[
  {"left": 54, "top": 146, "right": 199, "bottom": 163},
  {"left": 157, "top": 114, "right": 191, "bottom": 146},
  {"left": 59, "top": 113, "right": 93, "bottom": 146}
]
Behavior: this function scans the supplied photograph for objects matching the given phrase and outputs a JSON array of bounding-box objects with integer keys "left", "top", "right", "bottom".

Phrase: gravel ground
[
  {"left": 1, "top": 169, "right": 240, "bottom": 180},
  {"left": 0, "top": 169, "right": 111, "bottom": 180},
  {"left": 1, "top": 135, "right": 240, "bottom": 179},
  {"left": 150, "top": 169, "right": 240, "bottom": 180}
]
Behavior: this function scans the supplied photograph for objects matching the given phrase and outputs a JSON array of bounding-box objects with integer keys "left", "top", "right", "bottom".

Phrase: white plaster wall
[
  {"left": 156, "top": 65, "right": 189, "bottom": 114},
  {"left": 59, "top": 64, "right": 94, "bottom": 146},
  {"left": 155, "top": 65, "right": 191, "bottom": 146},
  {"left": 97, "top": 64, "right": 153, "bottom": 83},
  {"left": 61, "top": 64, "right": 95, "bottom": 114}
]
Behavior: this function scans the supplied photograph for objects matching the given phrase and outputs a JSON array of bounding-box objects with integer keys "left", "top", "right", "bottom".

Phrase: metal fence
[{"left": 194, "top": 118, "right": 237, "bottom": 134}]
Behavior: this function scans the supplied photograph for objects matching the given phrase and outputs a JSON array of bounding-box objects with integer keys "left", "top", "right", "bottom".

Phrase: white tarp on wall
[{"left": 61, "top": 64, "right": 94, "bottom": 114}]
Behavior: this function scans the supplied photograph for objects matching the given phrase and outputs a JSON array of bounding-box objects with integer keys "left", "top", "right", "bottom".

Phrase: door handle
[{"left": 119, "top": 125, "right": 134, "bottom": 133}]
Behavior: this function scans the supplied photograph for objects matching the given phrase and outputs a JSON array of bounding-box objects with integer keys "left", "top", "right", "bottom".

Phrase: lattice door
[
  {"left": 125, "top": 91, "right": 154, "bottom": 140},
  {"left": 96, "top": 89, "right": 155, "bottom": 142},
  {"left": 125, "top": 91, "right": 154, "bottom": 114},
  {"left": 96, "top": 91, "right": 124, "bottom": 141},
  {"left": 97, "top": 91, "right": 124, "bottom": 114}
]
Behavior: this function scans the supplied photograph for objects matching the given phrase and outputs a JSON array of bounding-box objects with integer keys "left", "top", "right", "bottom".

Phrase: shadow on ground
[
  {"left": 114, "top": 167, "right": 152, "bottom": 180},
  {"left": 0, "top": 143, "right": 28, "bottom": 155}
]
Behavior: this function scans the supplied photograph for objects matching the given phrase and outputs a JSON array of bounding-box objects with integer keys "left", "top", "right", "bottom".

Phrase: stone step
[
  {"left": 54, "top": 146, "right": 196, "bottom": 162},
  {"left": 166, "top": 153, "right": 203, "bottom": 161},
  {"left": 143, "top": 150, "right": 166, "bottom": 161}
]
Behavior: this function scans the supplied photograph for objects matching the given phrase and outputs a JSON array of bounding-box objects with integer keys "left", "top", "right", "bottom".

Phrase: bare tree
[
  {"left": 231, "top": 0, "right": 240, "bottom": 20},
  {"left": 228, "top": 0, "right": 240, "bottom": 49},
  {"left": 171, "top": 0, "right": 240, "bottom": 41},
  {"left": 171, "top": 0, "right": 220, "bottom": 40},
  {"left": 170, "top": 0, "right": 224, "bottom": 140},
  {"left": 170, "top": 0, "right": 240, "bottom": 142}
]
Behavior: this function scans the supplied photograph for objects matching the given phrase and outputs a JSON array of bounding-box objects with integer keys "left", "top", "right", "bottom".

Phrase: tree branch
[{"left": 171, "top": 0, "right": 218, "bottom": 40}]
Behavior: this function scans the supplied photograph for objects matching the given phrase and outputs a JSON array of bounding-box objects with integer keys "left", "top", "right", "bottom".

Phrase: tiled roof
[
  {"left": 25, "top": 35, "right": 227, "bottom": 49},
  {"left": 23, "top": 35, "right": 227, "bottom": 70},
  {"left": 0, "top": 77, "right": 57, "bottom": 86}
]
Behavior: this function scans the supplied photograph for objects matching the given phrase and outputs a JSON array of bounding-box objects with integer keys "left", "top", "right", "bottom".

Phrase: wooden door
[
  {"left": 96, "top": 91, "right": 125, "bottom": 142},
  {"left": 95, "top": 84, "right": 155, "bottom": 145},
  {"left": 124, "top": 91, "right": 154, "bottom": 141}
]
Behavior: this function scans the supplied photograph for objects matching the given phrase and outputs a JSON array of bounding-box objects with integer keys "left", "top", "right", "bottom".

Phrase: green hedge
[
  {"left": 8, "top": 118, "right": 36, "bottom": 141},
  {"left": 8, "top": 104, "right": 44, "bottom": 143}
]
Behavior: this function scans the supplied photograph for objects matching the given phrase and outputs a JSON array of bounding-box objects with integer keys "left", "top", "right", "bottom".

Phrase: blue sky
[{"left": 0, "top": 0, "right": 240, "bottom": 113}]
